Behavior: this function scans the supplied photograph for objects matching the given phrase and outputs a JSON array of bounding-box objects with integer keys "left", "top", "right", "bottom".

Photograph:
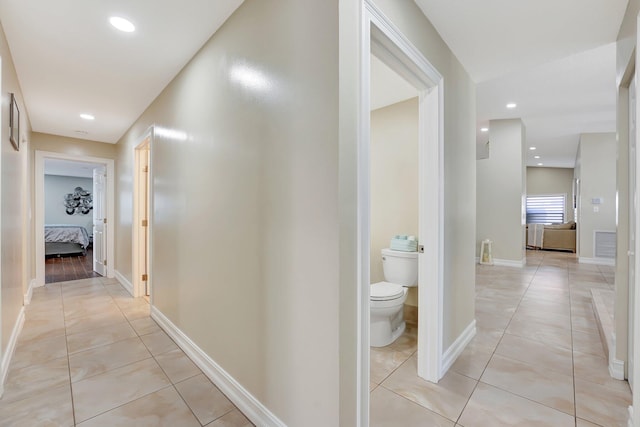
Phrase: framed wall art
[{"left": 9, "top": 93, "right": 19, "bottom": 151}]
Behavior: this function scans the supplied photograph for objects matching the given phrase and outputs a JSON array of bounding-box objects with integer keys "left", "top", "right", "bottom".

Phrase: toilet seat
[{"left": 370, "top": 282, "right": 404, "bottom": 301}]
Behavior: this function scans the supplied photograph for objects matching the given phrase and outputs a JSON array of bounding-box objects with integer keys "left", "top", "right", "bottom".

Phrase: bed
[{"left": 45, "top": 224, "right": 91, "bottom": 258}]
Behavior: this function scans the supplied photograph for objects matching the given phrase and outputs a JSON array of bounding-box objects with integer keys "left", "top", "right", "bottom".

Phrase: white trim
[
  {"left": 151, "top": 306, "right": 286, "bottom": 427},
  {"left": 629, "top": 405, "right": 634, "bottom": 427},
  {"left": 0, "top": 307, "right": 25, "bottom": 398},
  {"left": 363, "top": 0, "right": 444, "bottom": 389},
  {"left": 23, "top": 279, "right": 35, "bottom": 305},
  {"left": 441, "top": 320, "right": 476, "bottom": 374},
  {"left": 610, "top": 357, "right": 626, "bottom": 380},
  {"left": 34, "top": 151, "right": 116, "bottom": 287},
  {"left": 579, "top": 257, "right": 616, "bottom": 266},
  {"left": 114, "top": 270, "right": 134, "bottom": 297},
  {"left": 492, "top": 258, "right": 526, "bottom": 268},
  {"left": 632, "top": 14, "right": 640, "bottom": 426}
]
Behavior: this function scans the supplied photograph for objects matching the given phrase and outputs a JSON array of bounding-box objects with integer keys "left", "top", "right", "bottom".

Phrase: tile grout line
[
  {"left": 567, "top": 255, "right": 579, "bottom": 427},
  {"left": 60, "top": 281, "right": 78, "bottom": 427},
  {"left": 455, "top": 251, "right": 544, "bottom": 425}
]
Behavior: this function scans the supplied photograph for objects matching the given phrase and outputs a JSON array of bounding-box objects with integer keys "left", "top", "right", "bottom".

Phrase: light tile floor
[
  {"left": 370, "top": 250, "right": 632, "bottom": 427},
  {"left": 0, "top": 277, "right": 253, "bottom": 427}
]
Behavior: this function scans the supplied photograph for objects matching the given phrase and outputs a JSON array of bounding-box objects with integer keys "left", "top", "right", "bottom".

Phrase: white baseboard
[
  {"left": 610, "top": 357, "right": 625, "bottom": 380},
  {"left": 475, "top": 257, "right": 525, "bottom": 268},
  {"left": 114, "top": 270, "right": 134, "bottom": 297},
  {"left": 579, "top": 257, "right": 615, "bottom": 266},
  {"left": 628, "top": 405, "right": 633, "bottom": 427},
  {"left": 493, "top": 258, "right": 525, "bottom": 268},
  {"left": 441, "top": 319, "right": 476, "bottom": 375},
  {"left": 151, "top": 306, "right": 285, "bottom": 427},
  {"left": 0, "top": 307, "right": 25, "bottom": 398},
  {"left": 608, "top": 332, "right": 625, "bottom": 380},
  {"left": 23, "top": 279, "right": 35, "bottom": 305}
]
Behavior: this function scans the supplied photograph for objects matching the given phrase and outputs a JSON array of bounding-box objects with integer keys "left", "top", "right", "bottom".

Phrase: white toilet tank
[{"left": 381, "top": 248, "right": 418, "bottom": 287}]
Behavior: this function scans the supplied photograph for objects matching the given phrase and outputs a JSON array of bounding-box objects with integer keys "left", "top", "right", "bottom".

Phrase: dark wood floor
[{"left": 45, "top": 247, "right": 102, "bottom": 284}]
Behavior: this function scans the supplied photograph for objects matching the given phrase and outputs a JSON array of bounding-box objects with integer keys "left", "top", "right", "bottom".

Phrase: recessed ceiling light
[
  {"left": 534, "top": 155, "right": 540, "bottom": 159},
  {"left": 529, "top": 146, "right": 536, "bottom": 151},
  {"left": 480, "top": 127, "right": 489, "bottom": 132},
  {"left": 537, "top": 163, "right": 543, "bottom": 166},
  {"left": 109, "top": 16, "right": 135, "bottom": 33},
  {"left": 80, "top": 113, "right": 95, "bottom": 120},
  {"left": 506, "top": 103, "right": 517, "bottom": 109}
]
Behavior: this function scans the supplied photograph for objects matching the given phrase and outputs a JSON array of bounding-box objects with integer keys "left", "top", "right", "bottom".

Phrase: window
[{"left": 526, "top": 194, "right": 565, "bottom": 224}]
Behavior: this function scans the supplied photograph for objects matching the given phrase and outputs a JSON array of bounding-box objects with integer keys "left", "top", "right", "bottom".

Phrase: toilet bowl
[{"left": 370, "top": 248, "right": 418, "bottom": 347}]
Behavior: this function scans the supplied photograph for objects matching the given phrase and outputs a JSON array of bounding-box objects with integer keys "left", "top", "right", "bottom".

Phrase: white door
[
  {"left": 141, "top": 148, "right": 150, "bottom": 296},
  {"left": 93, "top": 167, "right": 107, "bottom": 276},
  {"left": 630, "top": 74, "right": 636, "bottom": 390}
]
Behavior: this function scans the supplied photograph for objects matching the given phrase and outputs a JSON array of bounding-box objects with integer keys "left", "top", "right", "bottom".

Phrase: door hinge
[
  {"left": 103, "top": 218, "right": 107, "bottom": 224},
  {"left": 142, "top": 274, "right": 148, "bottom": 281},
  {"left": 104, "top": 260, "right": 107, "bottom": 266},
  {"left": 141, "top": 219, "right": 148, "bottom": 227},
  {"left": 143, "top": 166, "right": 149, "bottom": 173}
]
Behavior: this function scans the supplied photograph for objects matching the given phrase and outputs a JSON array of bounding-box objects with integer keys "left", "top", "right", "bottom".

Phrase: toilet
[{"left": 370, "top": 248, "right": 418, "bottom": 347}]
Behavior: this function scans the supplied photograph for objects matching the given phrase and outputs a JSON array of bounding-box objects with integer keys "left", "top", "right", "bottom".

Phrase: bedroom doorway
[
  {"left": 35, "top": 151, "right": 115, "bottom": 289},
  {"left": 133, "top": 128, "right": 153, "bottom": 298}
]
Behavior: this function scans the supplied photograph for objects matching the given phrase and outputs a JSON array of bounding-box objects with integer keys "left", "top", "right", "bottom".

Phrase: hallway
[
  {"left": 0, "top": 277, "right": 252, "bottom": 426},
  {"left": 370, "top": 250, "right": 631, "bottom": 426}
]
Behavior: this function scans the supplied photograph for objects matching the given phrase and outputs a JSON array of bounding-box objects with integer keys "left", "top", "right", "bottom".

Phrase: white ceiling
[
  {"left": 0, "top": 0, "right": 244, "bottom": 143},
  {"left": 412, "top": 0, "right": 628, "bottom": 167},
  {"left": 0, "top": 0, "right": 629, "bottom": 167}
]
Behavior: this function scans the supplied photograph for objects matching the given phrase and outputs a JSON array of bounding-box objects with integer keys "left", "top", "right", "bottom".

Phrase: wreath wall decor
[{"left": 64, "top": 186, "right": 92, "bottom": 215}]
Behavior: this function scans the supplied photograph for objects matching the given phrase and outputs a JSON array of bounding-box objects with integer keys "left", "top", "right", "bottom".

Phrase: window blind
[{"left": 526, "top": 194, "right": 565, "bottom": 224}]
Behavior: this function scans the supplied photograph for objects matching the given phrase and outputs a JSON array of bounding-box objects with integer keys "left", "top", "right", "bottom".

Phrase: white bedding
[{"left": 45, "top": 224, "right": 90, "bottom": 248}]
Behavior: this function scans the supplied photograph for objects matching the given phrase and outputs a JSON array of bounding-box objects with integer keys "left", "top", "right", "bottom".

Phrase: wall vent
[{"left": 594, "top": 231, "right": 616, "bottom": 259}]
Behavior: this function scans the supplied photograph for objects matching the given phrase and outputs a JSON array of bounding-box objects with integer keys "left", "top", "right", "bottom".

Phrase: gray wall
[
  {"left": 44, "top": 175, "right": 93, "bottom": 232},
  {"left": 477, "top": 119, "right": 526, "bottom": 263},
  {"left": 527, "top": 167, "right": 575, "bottom": 222},
  {"left": 576, "top": 133, "right": 616, "bottom": 259}
]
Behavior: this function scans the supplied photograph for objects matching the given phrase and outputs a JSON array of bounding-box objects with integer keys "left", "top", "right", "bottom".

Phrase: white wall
[
  {"left": 527, "top": 167, "right": 575, "bottom": 222},
  {"left": 370, "top": 98, "right": 419, "bottom": 306},
  {"left": 477, "top": 119, "right": 526, "bottom": 263},
  {"left": 115, "top": 1, "right": 339, "bottom": 425},
  {"left": 614, "top": 0, "right": 639, "bottom": 375},
  {"left": 44, "top": 175, "right": 93, "bottom": 232},
  {"left": 576, "top": 133, "right": 617, "bottom": 260},
  {"left": 112, "top": 0, "right": 476, "bottom": 423},
  {"left": 0, "top": 18, "right": 31, "bottom": 393}
]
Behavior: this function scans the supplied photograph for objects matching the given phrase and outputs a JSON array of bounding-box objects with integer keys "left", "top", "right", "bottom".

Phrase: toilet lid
[{"left": 370, "top": 282, "right": 404, "bottom": 301}]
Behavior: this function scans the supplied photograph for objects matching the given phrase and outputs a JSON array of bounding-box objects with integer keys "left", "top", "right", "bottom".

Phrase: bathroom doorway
[{"left": 358, "top": 1, "right": 445, "bottom": 423}]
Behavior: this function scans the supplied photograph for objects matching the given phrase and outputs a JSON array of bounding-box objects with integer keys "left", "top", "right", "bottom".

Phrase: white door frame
[
  {"left": 631, "top": 12, "right": 640, "bottom": 427},
  {"left": 358, "top": 0, "right": 444, "bottom": 421},
  {"left": 34, "top": 151, "right": 115, "bottom": 286},
  {"left": 133, "top": 127, "right": 154, "bottom": 298},
  {"left": 630, "top": 72, "right": 637, "bottom": 392}
]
